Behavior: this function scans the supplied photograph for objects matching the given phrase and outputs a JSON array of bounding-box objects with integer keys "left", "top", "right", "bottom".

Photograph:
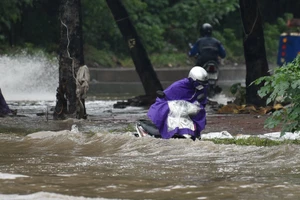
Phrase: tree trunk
[
  {"left": 105, "top": 0, "right": 163, "bottom": 97},
  {"left": 239, "top": 0, "right": 270, "bottom": 106},
  {"left": 53, "top": 0, "right": 85, "bottom": 119}
]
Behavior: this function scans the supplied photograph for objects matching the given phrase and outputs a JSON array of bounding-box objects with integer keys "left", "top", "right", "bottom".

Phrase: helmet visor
[
  {"left": 196, "top": 80, "right": 208, "bottom": 86},
  {"left": 193, "top": 80, "right": 208, "bottom": 89}
]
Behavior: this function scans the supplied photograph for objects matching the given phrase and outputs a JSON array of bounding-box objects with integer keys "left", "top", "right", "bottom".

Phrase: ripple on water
[{"left": 1, "top": 110, "right": 300, "bottom": 200}]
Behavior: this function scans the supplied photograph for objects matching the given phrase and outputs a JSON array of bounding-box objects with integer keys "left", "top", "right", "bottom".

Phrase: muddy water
[{"left": 1, "top": 100, "right": 300, "bottom": 200}]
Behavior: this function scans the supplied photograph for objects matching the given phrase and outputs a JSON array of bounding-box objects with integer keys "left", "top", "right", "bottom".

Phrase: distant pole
[{"left": 106, "top": 0, "right": 163, "bottom": 97}]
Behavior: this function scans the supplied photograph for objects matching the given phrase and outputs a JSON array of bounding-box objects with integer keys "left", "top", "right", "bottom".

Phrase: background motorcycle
[{"left": 188, "top": 43, "right": 222, "bottom": 97}]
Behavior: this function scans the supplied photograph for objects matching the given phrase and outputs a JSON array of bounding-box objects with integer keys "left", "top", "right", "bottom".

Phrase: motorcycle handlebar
[{"left": 156, "top": 90, "right": 166, "bottom": 99}]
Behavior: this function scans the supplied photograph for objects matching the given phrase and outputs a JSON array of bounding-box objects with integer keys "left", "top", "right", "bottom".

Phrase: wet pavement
[{"left": 0, "top": 99, "right": 281, "bottom": 136}]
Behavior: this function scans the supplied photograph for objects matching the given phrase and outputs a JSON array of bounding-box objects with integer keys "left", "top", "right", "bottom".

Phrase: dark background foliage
[{"left": 0, "top": 0, "right": 299, "bottom": 67}]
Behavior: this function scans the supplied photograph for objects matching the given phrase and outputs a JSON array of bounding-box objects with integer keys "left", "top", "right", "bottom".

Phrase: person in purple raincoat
[
  {"left": 147, "top": 66, "right": 208, "bottom": 140},
  {"left": 0, "top": 88, "right": 13, "bottom": 116}
]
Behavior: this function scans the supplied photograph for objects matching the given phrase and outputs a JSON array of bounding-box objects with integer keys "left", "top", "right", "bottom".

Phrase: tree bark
[
  {"left": 105, "top": 0, "right": 163, "bottom": 97},
  {"left": 239, "top": 0, "right": 270, "bottom": 106},
  {"left": 53, "top": 0, "right": 85, "bottom": 119}
]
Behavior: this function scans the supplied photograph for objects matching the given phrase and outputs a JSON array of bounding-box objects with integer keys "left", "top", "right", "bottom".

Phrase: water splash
[
  {"left": 209, "top": 93, "right": 234, "bottom": 105},
  {"left": 0, "top": 51, "right": 58, "bottom": 101}
]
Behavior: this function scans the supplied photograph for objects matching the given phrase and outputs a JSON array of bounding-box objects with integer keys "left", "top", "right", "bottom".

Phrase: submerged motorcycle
[{"left": 134, "top": 91, "right": 205, "bottom": 140}]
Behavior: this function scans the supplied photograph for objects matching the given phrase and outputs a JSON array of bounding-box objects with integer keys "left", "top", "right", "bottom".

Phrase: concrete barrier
[{"left": 89, "top": 65, "right": 246, "bottom": 96}]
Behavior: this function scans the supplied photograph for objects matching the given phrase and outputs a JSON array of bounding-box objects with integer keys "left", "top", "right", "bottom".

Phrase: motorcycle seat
[{"left": 137, "top": 119, "right": 161, "bottom": 137}]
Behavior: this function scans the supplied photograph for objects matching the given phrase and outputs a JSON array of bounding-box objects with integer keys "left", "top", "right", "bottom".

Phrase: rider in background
[{"left": 189, "top": 23, "right": 226, "bottom": 66}]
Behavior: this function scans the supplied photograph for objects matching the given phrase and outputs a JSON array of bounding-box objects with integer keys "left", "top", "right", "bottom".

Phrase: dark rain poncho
[
  {"left": 0, "top": 89, "right": 11, "bottom": 115},
  {"left": 147, "top": 78, "right": 207, "bottom": 139}
]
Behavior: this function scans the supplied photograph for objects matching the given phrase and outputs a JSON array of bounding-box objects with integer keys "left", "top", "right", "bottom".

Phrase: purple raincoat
[
  {"left": 0, "top": 89, "right": 11, "bottom": 115},
  {"left": 147, "top": 78, "right": 207, "bottom": 139}
]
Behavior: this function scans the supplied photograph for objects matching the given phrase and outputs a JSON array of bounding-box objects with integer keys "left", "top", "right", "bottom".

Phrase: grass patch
[
  {"left": 205, "top": 137, "right": 300, "bottom": 146},
  {"left": 108, "top": 124, "right": 136, "bottom": 133},
  {"left": 0, "top": 44, "right": 57, "bottom": 60},
  {"left": 0, "top": 126, "right": 42, "bottom": 136},
  {"left": 150, "top": 52, "right": 190, "bottom": 68},
  {"left": 120, "top": 52, "right": 191, "bottom": 68},
  {"left": 84, "top": 45, "right": 115, "bottom": 68}
]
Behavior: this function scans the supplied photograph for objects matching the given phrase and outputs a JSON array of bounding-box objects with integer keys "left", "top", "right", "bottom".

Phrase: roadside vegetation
[{"left": 255, "top": 55, "right": 300, "bottom": 134}]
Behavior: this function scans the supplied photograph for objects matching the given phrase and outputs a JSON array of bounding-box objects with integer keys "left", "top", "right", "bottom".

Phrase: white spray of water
[
  {"left": 210, "top": 93, "right": 234, "bottom": 105},
  {"left": 0, "top": 51, "right": 59, "bottom": 101}
]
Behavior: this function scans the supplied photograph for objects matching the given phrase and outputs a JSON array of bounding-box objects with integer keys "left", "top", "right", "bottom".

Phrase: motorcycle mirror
[
  {"left": 197, "top": 93, "right": 206, "bottom": 102},
  {"left": 156, "top": 90, "right": 165, "bottom": 98}
]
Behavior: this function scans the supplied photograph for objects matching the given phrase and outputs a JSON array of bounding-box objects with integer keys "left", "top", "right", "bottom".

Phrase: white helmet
[{"left": 188, "top": 66, "right": 208, "bottom": 82}]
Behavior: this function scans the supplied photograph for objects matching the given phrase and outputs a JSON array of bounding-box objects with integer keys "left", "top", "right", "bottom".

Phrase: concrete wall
[{"left": 89, "top": 65, "right": 246, "bottom": 96}]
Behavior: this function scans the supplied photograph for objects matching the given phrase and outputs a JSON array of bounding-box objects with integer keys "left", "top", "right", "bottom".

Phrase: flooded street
[
  {"left": 1, "top": 100, "right": 300, "bottom": 200},
  {"left": 1, "top": 54, "right": 299, "bottom": 199}
]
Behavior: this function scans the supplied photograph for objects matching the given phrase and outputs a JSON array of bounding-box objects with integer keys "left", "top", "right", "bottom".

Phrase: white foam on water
[
  {"left": 0, "top": 192, "right": 118, "bottom": 200},
  {"left": 0, "top": 172, "right": 29, "bottom": 179},
  {"left": 26, "top": 130, "right": 75, "bottom": 139},
  {"left": 202, "top": 131, "right": 300, "bottom": 141},
  {"left": 0, "top": 52, "right": 58, "bottom": 101}
]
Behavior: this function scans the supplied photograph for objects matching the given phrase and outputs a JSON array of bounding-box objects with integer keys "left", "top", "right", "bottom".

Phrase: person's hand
[
  {"left": 156, "top": 90, "right": 165, "bottom": 98},
  {"left": 197, "top": 94, "right": 206, "bottom": 102}
]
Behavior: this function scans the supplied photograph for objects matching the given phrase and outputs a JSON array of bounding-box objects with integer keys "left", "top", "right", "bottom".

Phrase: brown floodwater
[{"left": 1, "top": 131, "right": 300, "bottom": 200}]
